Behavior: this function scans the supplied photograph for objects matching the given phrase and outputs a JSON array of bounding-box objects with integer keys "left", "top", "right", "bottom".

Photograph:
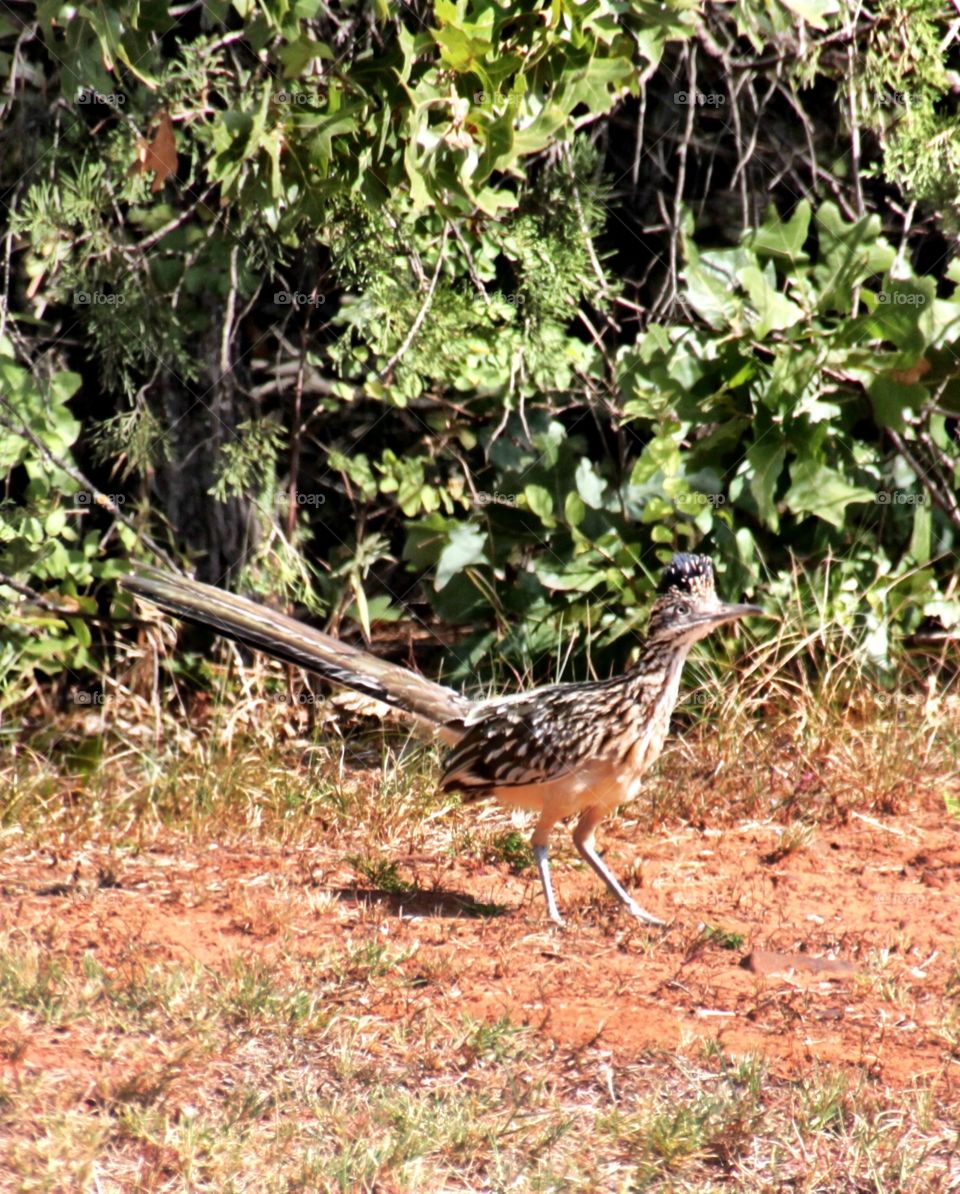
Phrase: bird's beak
[{"left": 700, "top": 602, "right": 767, "bottom": 626}]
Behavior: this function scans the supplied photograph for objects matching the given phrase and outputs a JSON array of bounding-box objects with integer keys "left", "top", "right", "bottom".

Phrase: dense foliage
[{"left": 2, "top": 0, "right": 959, "bottom": 705}]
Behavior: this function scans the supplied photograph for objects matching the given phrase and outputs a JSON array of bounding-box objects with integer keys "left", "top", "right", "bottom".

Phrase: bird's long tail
[{"left": 121, "top": 568, "right": 472, "bottom": 737}]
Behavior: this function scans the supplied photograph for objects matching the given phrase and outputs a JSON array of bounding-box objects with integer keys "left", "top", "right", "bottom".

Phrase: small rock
[{"left": 740, "top": 950, "right": 858, "bottom": 978}]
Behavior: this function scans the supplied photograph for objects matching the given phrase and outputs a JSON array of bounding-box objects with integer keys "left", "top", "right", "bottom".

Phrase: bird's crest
[{"left": 657, "top": 552, "right": 716, "bottom": 601}]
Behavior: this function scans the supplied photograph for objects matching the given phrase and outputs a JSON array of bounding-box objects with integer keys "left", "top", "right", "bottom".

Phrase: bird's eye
[{"left": 675, "top": 602, "right": 690, "bottom": 616}]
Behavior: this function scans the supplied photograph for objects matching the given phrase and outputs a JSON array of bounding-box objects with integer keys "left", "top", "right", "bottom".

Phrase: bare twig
[
  {"left": 0, "top": 571, "right": 92, "bottom": 616},
  {"left": 220, "top": 243, "right": 240, "bottom": 383},
  {"left": 378, "top": 222, "right": 450, "bottom": 382},
  {"left": 885, "top": 426, "right": 960, "bottom": 534},
  {"left": 135, "top": 187, "right": 218, "bottom": 255}
]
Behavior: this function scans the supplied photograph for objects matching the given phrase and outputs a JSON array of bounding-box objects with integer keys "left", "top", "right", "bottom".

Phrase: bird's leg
[
  {"left": 572, "top": 807, "right": 666, "bottom": 927},
  {"left": 531, "top": 811, "right": 564, "bottom": 926},
  {"left": 532, "top": 845, "right": 563, "bottom": 926}
]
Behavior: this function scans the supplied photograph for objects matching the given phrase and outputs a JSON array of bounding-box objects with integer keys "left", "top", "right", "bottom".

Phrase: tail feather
[{"left": 122, "top": 568, "right": 472, "bottom": 736}]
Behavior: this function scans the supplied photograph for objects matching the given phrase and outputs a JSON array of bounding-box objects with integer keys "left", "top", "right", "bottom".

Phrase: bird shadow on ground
[{"left": 333, "top": 885, "right": 507, "bottom": 919}]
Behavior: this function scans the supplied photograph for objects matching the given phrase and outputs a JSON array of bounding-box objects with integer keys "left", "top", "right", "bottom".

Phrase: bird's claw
[{"left": 625, "top": 901, "right": 667, "bottom": 927}]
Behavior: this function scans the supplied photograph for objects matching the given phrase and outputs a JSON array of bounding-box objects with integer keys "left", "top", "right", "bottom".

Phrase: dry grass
[
  {"left": 0, "top": 924, "right": 956, "bottom": 1191},
  {"left": 2, "top": 576, "right": 960, "bottom": 1191}
]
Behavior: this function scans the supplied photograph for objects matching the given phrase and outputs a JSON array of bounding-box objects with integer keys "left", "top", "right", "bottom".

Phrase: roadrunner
[{"left": 122, "top": 554, "right": 762, "bottom": 924}]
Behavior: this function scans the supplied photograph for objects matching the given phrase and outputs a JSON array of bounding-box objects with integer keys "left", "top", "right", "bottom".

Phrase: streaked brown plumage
[{"left": 122, "top": 553, "right": 763, "bottom": 925}]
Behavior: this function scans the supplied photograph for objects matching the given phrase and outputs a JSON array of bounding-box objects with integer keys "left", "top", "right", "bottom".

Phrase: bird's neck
[
  {"left": 624, "top": 639, "right": 693, "bottom": 715},
  {"left": 593, "top": 638, "right": 695, "bottom": 770}
]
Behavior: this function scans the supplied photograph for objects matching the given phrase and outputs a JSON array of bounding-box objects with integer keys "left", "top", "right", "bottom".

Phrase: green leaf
[
  {"left": 473, "top": 186, "right": 519, "bottom": 217},
  {"left": 923, "top": 598, "right": 960, "bottom": 629},
  {"left": 575, "top": 459, "right": 607, "bottom": 509},
  {"left": 778, "top": 0, "right": 839, "bottom": 29},
  {"left": 738, "top": 265, "right": 805, "bottom": 336},
  {"left": 633, "top": 0, "right": 697, "bottom": 64},
  {"left": 536, "top": 557, "right": 606, "bottom": 593},
  {"left": 784, "top": 461, "right": 874, "bottom": 528},
  {"left": 866, "top": 376, "right": 928, "bottom": 431},
  {"left": 511, "top": 105, "right": 569, "bottom": 157},
  {"left": 307, "top": 111, "right": 360, "bottom": 166},
  {"left": 747, "top": 439, "right": 786, "bottom": 528},
  {"left": 814, "top": 204, "right": 895, "bottom": 311},
  {"left": 559, "top": 55, "right": 635, "bottom": 115},
  {"left": 44, "top": 508, "right": 67, "bottom": 537},
  {"left": 524, "top": 484, "right": 555, "bottom": 527},
  {"left": 744, "top": 201, "right": 811, "bottom": 264},
  {"left": 564, "top": 491, "right": 586, "bottom": 527},
  {"left": 67, "top": 616, "right": 92, "bottom": 649},
  {"left": 48, "top": 371, "right": 82, "bottom": 405},
  {"left": 476, "top": 111, "right": 515, "bottom": 180},
  {"left": 277, "top": 36, "right": 331, "bottom": 78},
  {"left": 909, "top": 493, "right": 932, "bottom": 563},
  {"left": 861, "top": 278, "right": 935, "bottom": 355},
  {"left": 328, "top": 449, "right": 378, "bottom": 500},
  {"left": 435, "top": 523, "right": 487, "bottom": 590},
  {"left": 683, "top": 246, "right": 753, "bottom": 330}
]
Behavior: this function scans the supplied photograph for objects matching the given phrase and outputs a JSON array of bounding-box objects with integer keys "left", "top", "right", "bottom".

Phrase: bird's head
[{"left": 646, "top": 553, "right": 763, "bottom": 647}]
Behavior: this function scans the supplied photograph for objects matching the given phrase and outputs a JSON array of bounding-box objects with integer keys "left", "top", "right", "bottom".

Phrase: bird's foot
[{"left": 625, "top": 900, "right": 667, "bottom": 927}]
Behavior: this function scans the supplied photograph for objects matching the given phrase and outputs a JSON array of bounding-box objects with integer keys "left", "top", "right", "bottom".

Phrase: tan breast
[{"left": 489, "top": 756, "right": 633, "bottom": 819}]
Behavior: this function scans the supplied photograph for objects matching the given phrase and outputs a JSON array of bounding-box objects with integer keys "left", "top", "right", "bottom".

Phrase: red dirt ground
[{"left": 2, "top": 789, "right": 959, "bottom": 1094}]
